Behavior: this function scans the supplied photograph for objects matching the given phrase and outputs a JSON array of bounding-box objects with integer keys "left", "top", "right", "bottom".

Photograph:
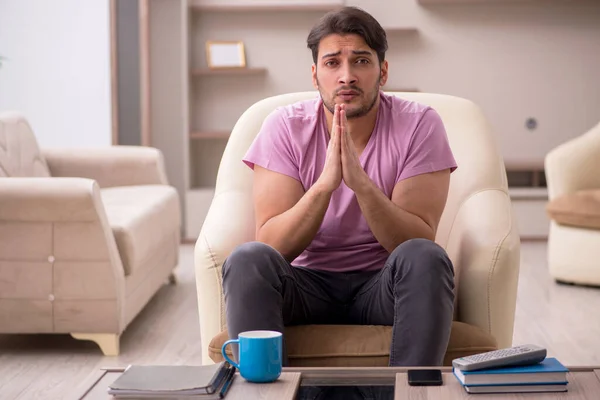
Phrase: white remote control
[{"left": 452, "top": 344, "right": 547, "bottom": 371}]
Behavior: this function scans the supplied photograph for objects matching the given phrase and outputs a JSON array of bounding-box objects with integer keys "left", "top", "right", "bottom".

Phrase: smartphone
[{"left": 407, "top": 369, "right": 443, "bottom": 386}]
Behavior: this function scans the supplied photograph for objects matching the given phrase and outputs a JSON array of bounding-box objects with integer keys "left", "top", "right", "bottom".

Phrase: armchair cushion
[
  {"left": 209, "top": 321, "right": 497, "bottom": 367},
  {"left": 101, "top": 185, "right": 180, "bottom": 275},
  {"left": 546, "top": 189, "right": 600, "bottom": 230}
]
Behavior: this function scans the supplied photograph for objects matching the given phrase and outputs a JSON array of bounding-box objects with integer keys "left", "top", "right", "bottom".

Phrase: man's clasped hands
[{"left": 318, "top": 103, "right": 371, "bottom": 195}]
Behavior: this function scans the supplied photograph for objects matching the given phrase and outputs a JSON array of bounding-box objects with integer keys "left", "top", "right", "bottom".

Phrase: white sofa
[
  {"left": 545, "top": 121, "right": 600, "bottom": 285},
  {"left": 0, "top": 111, "right": 181, "bottom": 355},
  {"left": 195, "top": 92, "right": 521, "bottom": 366}
]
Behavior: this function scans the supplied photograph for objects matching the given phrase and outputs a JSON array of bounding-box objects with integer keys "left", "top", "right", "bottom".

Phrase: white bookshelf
[
  {"left": 185, "top": 188, "right": 216, "bottom": 240},
  {"left": 507, "top": 164, "right": 549, "bottom": 239}
]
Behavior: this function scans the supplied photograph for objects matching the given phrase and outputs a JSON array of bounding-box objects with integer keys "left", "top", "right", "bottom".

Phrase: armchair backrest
[
  {"left": 213, "top": 91, "right": 508, "bottom": 250},
  {"left": 545, "top": 120, "right": 600, "bottom": 199},
  {"left": 0, "top": 112, "right": 51, "bottom": 178}
]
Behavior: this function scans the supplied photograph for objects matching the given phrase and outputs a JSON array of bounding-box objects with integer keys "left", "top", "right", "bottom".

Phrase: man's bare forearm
[
  {"left": 257, "top": 183, "right": 332, "bottom": 261},
  {"left": 355, "top": 180, "right": 434, "bottom": 253}
]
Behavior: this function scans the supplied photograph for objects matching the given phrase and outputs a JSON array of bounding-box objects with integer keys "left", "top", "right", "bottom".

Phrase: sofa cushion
[
  {"left": 209, "top": 322, "right": 497, "bottom": 367},
  {"left": 0, "top": 112, "right": 50, "bottom": 177},
  {"left": 101, "top": 185, "right": 180, "bottom": 275},
  {"left": 546, "top": 189, "right": 600, "bottom": 230}
]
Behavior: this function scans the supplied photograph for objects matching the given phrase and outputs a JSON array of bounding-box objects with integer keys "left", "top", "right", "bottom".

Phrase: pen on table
[{"left": 219, "top": 367, "right": 236, "bottom": 398}]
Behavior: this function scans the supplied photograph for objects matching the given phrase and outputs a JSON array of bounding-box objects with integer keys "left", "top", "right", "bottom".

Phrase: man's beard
[{"left": 318, "top": 79, "right": 380, "bottom": 119}]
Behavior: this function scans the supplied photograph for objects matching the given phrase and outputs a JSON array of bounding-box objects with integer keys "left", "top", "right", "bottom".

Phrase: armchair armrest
[
  {"left": 545, "top": 122, "right": 600, "bottom": 200},
  {"left": 42, "top": 146, "right": 169, "bottom": 188},
  {"left": 447, "top": 189, "right": 521, "bottom": 349},
  {"left": 194, "top": 191, "right": 255, "bottom": 365}
]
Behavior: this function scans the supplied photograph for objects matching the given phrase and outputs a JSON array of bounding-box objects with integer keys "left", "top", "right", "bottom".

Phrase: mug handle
[{"left": 221, "top": 339, "right": 241, "bottom": 370}]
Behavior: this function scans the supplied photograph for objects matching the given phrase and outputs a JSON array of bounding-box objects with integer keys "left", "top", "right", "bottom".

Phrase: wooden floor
[
  {"left": 513, "top": 241, "right": 600, "bottom": 366},
  {"left": 0, "top": 241, "right": 599, "bottom": 399}
]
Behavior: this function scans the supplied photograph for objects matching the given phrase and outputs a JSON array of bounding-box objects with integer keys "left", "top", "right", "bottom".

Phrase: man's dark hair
[{"left": 306, "top": 6, "right": 388, "bottom": 65}]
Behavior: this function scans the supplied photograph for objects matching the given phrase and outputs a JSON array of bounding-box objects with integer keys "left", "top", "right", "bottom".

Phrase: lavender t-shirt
[{"left": 243, "top": 91, "right": 457, "bottom": 272}]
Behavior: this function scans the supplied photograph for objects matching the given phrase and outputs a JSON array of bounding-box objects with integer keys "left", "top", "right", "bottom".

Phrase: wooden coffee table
[{"left": 78, "top": 366, "right": 600, "bottom": 399}]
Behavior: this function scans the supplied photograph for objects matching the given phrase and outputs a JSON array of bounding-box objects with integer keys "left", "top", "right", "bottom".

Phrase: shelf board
[
  {"left": 191, "top": 67, "right": 267, "bottom": 76},
  {"left": 504, "top": 160, "right": 545, "bottom": 170},
  {"left": 384, "top": 88, "right": 420, "bottom": 93},
  {"left": 509, "top": 187, "right": 548, "bottom": 200},
  {"left": 190, "top": 1, "right": 342, "bottom": 12},
  {"left": 188, "top": 187, "right": 216, "bottom": 193},
  {"left": 190, "top": 131, "right": 230, "bottom": 139},
  {"left": 384, "top": 27, "right": 419, "bottom": 34},
  {"left": 418, "top": 0, "right": 534, "bottom": 3}
]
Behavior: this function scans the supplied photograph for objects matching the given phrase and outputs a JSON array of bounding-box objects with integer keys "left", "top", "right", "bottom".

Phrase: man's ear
[
  {"left": 311, "top": 64, "right": 318, "bottom": 90},
  {"left": 379, "top": 60, "right": 389, "bottom": 87}
]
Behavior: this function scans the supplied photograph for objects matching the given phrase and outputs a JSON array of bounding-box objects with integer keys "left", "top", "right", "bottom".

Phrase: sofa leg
[
  {"left": 168, "top": 272, "right": 177, "bottom": 284},
  {"left": 71, "top": 333, "right": 120, "bottom": 356}
]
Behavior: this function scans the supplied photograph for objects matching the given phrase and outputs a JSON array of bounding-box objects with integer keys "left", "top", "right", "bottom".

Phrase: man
[{"left": 222, "top": 6, "right": 457, "bottom": 367}]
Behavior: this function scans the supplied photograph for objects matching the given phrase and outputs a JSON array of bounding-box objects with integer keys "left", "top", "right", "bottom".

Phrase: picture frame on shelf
[{"left": 206, "top": 41, "right": 246, "bottom": 69}]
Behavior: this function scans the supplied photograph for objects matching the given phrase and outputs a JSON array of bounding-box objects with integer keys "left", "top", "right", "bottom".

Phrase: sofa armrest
[
  {"left": 1, "top": 177, "right": 108, "bottom": 221},
  {"left": 194, "top": 191, "right": 255, "bottom": 365},
  {"left": 42, "top": 146, "right": 169, "bottom": 188},
  {"left": 545, "top": 122, "right": 600, "bottom": 200},
  {"left": 0, "top": 177, "right": 126, "bottom": 329},
  {"left": 446, "top": 189, "right": 521, "bottom": 349}
]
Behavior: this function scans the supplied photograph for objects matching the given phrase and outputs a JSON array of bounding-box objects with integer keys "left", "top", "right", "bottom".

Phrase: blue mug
[{"left": 221, "top": 330, "right": 282, "bottom": 383}]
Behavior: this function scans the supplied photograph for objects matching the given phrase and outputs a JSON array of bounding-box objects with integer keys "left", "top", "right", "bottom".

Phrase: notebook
[
  {"left": 107, "top": 362, "right": 233, "bottom": 398},
  {"left": 465, "top": 383, "right": 568, "bottom": 394},
  {"left": 453, "top": 357, "right": 568, "bottom": 386}
]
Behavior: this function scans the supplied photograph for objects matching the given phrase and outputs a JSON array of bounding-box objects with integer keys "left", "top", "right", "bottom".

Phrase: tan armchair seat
[
  {"left": 210, "top": 322, "right": 497, "bottom": 367},
  {"left": 195, "top": 92, "right": 521, "bottom": 367}
]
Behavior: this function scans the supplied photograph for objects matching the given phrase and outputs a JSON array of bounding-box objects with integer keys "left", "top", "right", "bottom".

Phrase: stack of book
[
  {"left": 453, "top": 357, "right": 569, "bottom": 394},
  {"left": 107, "top": 361, "right": 236, "bottom": 398}
]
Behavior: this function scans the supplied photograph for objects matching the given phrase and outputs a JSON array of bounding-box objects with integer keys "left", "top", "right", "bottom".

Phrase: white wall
[{"left": 0, "top": 0, "right": 112, "bottom": 148}]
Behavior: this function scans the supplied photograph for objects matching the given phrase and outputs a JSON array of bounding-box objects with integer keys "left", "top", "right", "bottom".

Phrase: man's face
[{"left": 312, "top": 33, "right": 388, "bottom": 119}]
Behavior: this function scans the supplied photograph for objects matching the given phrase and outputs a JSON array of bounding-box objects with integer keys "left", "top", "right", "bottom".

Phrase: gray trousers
[{"left": 222, "top": 238, "right": 455, "bottom": 367}]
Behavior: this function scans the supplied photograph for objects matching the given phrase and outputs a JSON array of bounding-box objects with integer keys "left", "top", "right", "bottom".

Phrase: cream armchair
[
  {"left": 545, "top": 121, "right": 600, "bottom": 285},
  {"left": 195, "top": 92, "right": 521, "bottom": 366},
  {"left": 0, "top": 112, "right": 181, "bottom": 355}
]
